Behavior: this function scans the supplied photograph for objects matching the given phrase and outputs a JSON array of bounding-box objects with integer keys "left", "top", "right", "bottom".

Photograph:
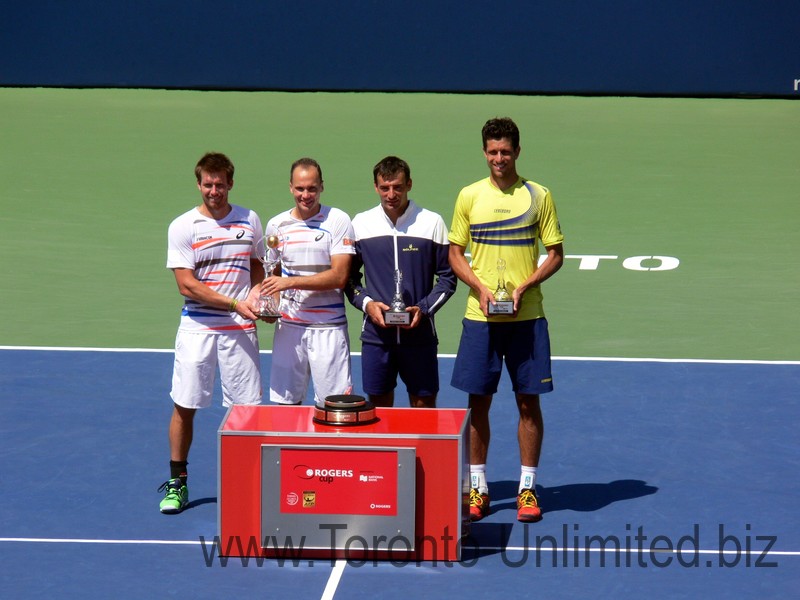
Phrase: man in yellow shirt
[{"left": 448, "top": 117, "right": 564, "bottom": 523}]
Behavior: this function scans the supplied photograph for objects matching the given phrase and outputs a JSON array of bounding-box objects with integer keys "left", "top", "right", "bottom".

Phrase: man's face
[
  {"left": 197, "top": 170, "right": 232, "bottom": 215},
  {"left": 289, "top": 166, "right": 323, "bottom": 219},
  {"left": 483, "top": 137, "right": 520, "bottom": 181},
  {"left": 375, "top": 171, "right": 412, "bottom": 221}
]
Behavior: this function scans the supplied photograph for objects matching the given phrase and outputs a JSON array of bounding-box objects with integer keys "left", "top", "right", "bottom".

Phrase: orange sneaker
[
  {"left": 469, "top": 488, "right": 490, "bottom": 521},
  {"left": 516, "top": 488, "right": 542, "bottom": 523}
]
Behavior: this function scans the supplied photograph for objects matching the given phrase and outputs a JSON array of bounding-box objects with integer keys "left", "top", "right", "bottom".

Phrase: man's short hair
[
  {"left": 481, "top": 117, "right": 520, "bottom": 150},
  {"left": 195, "top": 152, "right": 235, "bottom": 183},
  {"left": 373, "top": 156, "right": 411, "bottom": 184},
  {"left": 290, "top": 157, "right": 323, "bottom": 183}
]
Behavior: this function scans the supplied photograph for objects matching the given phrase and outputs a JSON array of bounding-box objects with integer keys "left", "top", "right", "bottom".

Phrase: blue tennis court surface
[{"left": 1, "top": 348, "right": 798, "bottom": 597}]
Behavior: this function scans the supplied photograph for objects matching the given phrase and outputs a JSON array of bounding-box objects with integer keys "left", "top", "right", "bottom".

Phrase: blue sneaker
[{"left": 158, "top": 478, "right": 188, "bottom": 514}]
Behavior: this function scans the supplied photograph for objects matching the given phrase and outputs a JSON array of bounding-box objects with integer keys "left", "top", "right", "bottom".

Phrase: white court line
[
  {"left": 0, "top": 536, "right": 348, "bottom": 598},
  {"left": 1, "top": 346, "right": 798, "bottom": 365},
  {"left": 321, "top": 559, "right": 347, "bottom": 600},
  {"left": 496, "top": 545, "right": 800, "bottom": 556},
  {"left": 1, "top": 537, "right": 349, "bottom": 599},
  {"left": 1, "top": 538, "right": 798, "bottom": 557},
  {"left": 0, "top": 537, "right": 201, "bottom": 545}
]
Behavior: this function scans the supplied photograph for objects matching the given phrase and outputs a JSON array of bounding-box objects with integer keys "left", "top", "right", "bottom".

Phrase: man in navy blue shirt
[{"left": 347, "top": 156, "right": 456, "bottom": 407}]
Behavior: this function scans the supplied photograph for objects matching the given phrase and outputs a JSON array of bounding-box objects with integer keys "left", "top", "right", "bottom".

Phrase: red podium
[{"left": 218, "top": 405, "right": 470, "bottom": 562}]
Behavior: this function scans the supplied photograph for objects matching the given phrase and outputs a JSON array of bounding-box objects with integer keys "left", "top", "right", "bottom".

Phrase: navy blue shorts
[
  {"left": 450, "top": 318, "right": 554, "bottom": 396},
  {"left": 361, "top": 343, "right": 439, "bottom": 397}
]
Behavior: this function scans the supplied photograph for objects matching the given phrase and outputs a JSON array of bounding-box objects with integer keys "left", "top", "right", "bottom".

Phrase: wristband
[{"left": 229, "top": 298, "right": 238, "bottom": 312}]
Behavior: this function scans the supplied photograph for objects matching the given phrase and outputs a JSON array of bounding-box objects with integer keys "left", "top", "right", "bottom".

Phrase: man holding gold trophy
[
  {"left": 448, "top": 118, "right": 565, "bottom": 524},
  {"left": 262, "top": 158, "right": 356, "bottom": 405},
  {"left": 347, "top": 156, "right": 456, "bottom": 408}
]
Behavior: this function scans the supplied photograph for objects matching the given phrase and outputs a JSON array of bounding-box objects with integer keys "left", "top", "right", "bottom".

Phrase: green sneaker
[{"left": 158, "top": 478, "right": 188, "bottom": 514}]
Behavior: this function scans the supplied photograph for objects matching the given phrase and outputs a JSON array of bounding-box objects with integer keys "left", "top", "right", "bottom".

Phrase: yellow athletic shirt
[{"left": 448, "top": 177, "right": 564, "bottom": 322}]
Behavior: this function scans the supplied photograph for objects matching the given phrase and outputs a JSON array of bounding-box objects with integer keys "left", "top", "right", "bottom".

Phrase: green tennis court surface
[{"left": 1, "top": 88, "right": 797, "bottom": 360}]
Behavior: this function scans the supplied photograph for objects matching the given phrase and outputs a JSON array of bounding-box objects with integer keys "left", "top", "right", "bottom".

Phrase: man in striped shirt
[
  {"left": 161, "top": 152, "right": 266, "bottom": 513},
  {"left": 262, "top": 158, "right": 356, "bottom": 405}
]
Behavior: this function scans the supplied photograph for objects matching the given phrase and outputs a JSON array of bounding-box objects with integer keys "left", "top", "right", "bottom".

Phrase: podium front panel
[{"left": 261, "top": 444, "right": 416, "bottom": 551}]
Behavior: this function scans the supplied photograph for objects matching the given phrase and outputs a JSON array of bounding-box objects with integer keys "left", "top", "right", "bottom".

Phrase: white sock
[
  {"left": 519, "top": 466, "right": 537, "bottom": 493},
  {"left": 470, "top": 464, "right": 488, "bottom": 494}
]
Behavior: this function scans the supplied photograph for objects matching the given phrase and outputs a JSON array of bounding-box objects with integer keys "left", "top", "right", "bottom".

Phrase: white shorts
[
  {"left": 269, "top": 321, "right": 352, "bottom": 405},
  {"left": 171, "top": 330, "right": 262, "bottom": 409}
]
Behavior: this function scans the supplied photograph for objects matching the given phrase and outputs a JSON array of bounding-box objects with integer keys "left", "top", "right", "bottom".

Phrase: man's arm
[
  {"left": 261, "top": 254, "right": 353, "bottom": 295},
  {"left": 417, "top": 241, "right": 457, "bottom": 317},
  {"left": 511, "top": 243, "right": 564, "bottom": 311},
  {"left": 345, "top": 246, "right": 368, "bottom": 308},
  {"left": 250, "top": 258, "right": 266, "bottom": 288},
  {"left": 448, "top": 243, "right": 495, "bottom": 317},
  {"left": 344, "top": 248, "right": 392, "bottom": 327},
  {"left": 172, "top": 268, "right": 259, "bottom": 320}
]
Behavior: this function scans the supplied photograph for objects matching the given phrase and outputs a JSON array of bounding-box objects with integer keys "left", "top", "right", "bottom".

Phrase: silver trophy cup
[
  {"left": 384, "top": 269, "right": 411, "bottom": 325},
  {"left": 256, "top": 229, "right": 284, "bottom": 319}
]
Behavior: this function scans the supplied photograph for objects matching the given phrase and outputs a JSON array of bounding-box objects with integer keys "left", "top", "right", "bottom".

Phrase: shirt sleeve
[
  {"left": 418, "top": 216, "right": 457, "bottom": 316},
  {"left": 330, "top": 209, "right": 356, "bottom": 256},
  {"left": 166, "top": 214, "right": 195, "bottom": 270},
  {"left": 447, "top": 189, "right": 471, "bottom": 248},
  {"left": 538, "top": 189, "right": 564, "bottom": 247}
]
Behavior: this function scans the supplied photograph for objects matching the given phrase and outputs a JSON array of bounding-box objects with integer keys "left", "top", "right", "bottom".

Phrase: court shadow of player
[
  {"left": 185, "top": 496, "right": 217, "bottom": 510},
  {"left": 461, "top": 521, "right": 513, "bottom": 559},
  {"left": 538, "top": 479, "right": 658, "bottom": 513},
  {"left": 487, "top": 479, "right": 658, "bottom": 514}
]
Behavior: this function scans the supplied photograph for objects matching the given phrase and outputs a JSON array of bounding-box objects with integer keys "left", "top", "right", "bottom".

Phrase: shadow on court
[{"left": 486, "top": 478, "right": 658, "bottom": 513}]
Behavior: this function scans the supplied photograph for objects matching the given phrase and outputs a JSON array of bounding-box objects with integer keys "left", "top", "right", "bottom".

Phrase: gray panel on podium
[{"left": 261, "top": 444, "right": 417, "bottom": 552}]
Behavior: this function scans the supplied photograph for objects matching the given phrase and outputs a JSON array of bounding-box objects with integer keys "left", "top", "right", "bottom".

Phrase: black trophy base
[
  {"left": 313, "top": 395, "right": 378, "bottom": 426},
  {"left": 256, "top": 311, "right": 282, "bottom": 319},
  {"left": 488, "top": 300, "right": 514, "bottom": 315},
  {"left": 384, "top": 310, "right": 411, "bottom": 325}
]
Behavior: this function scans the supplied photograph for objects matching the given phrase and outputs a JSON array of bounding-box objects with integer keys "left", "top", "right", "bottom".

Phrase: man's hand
[
  {"left": 399, "top": 306, "right": 422, "bottom": 329},
  {"left": 477, "top": 285, "right": 498, "bottom": 318},
  {"left": 233, "top": 296, "right": 260, "bottom": 321},
  {"left": 260, "top": 275, "right": 290, "bottom": 297},
  {"left": 365, "top": 300, "right": 389, "bottom": 328}
]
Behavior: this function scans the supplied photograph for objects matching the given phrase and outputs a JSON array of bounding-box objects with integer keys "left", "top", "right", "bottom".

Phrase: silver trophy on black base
[{"left": 383, "top": 269, "right": 411, "bottom": 325}]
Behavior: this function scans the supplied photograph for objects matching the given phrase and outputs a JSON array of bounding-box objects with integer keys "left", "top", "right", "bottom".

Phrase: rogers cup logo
[
  {"left": 293, "top": 465, "right": 315, "bottom": 479},
  {"left": 293, "top": 464, "right": 354, "bottom": 484}
]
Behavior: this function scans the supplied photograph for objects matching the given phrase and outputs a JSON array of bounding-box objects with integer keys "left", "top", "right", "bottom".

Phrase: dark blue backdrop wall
[{"left": 2, "top": 1, "right": 797, "bottom": 97}]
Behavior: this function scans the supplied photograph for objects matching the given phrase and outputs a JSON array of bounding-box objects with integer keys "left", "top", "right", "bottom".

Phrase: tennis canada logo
[{"left": 285, "top": 492, "right": 299, "bottom": 506}]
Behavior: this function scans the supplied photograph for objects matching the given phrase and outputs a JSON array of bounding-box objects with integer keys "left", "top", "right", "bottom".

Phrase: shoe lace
[
  {"left": 518, "top": 489, "right": 538, "bottom": 508},
  {"left": 469, "top": 488, "right": 486, "bottom": 507},
  {"left": 158, "top": 479, "right": 182, "bottom": 497}
]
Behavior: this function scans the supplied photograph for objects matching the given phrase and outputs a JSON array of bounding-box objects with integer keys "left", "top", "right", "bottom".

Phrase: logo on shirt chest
[{"left": 401, "top": 243, "right": 419, "bottom": 252}]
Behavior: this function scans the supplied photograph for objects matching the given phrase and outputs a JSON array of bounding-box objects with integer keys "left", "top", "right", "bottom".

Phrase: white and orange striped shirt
[
  {"left": 267, "top": 205, "right": 355, "bottom": 327},
  {"left": 167, "top": 205, "right": 264, "bottom": 333}
]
